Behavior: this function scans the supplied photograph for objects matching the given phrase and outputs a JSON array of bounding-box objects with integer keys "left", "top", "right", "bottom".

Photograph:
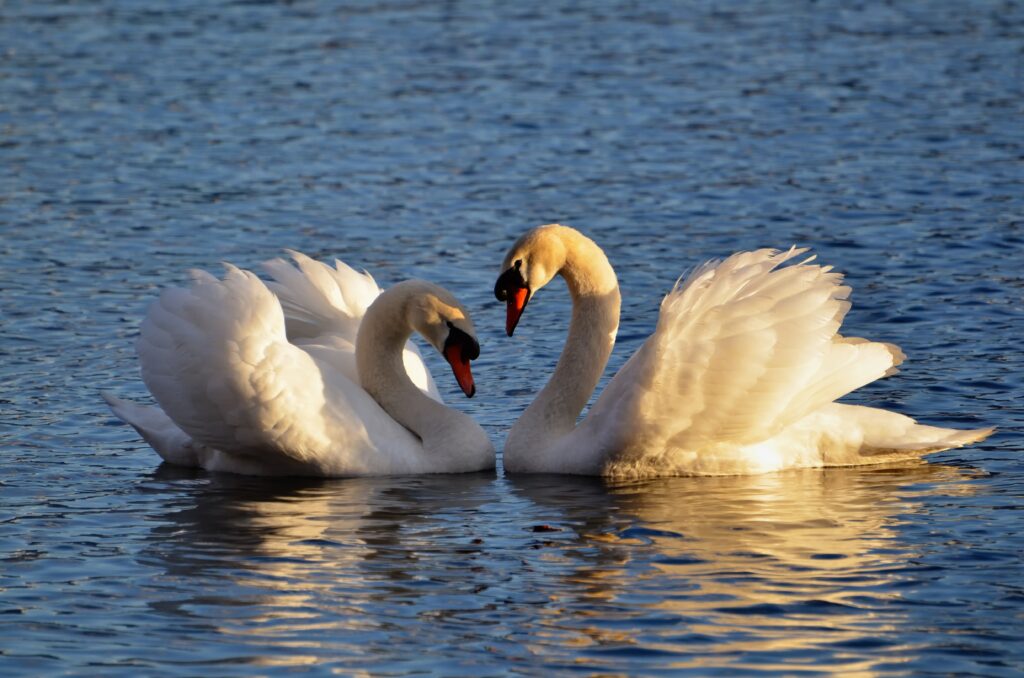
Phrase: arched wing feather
[
  {"left": 262, "top": 252, "right": 442, "bottom": 402},
  {"left": 138, "top": 266, "right": 349, "bottom": 464},
  {"left": 586, "top": 248, "right": 904, "bottom": 462}
]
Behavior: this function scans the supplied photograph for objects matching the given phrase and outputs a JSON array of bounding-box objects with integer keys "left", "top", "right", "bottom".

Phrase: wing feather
[
  {"left": 262, "top": 252, "right": 441, "bottom": 401},
  {"left": 587, "top": 248, "right": 903, "bottom": 463},
  {"left": 138, "top": 266, "right": 338, "bottom": 463},
  {"left": 263, "top": 251, "right": 379, "bottom": 342}
]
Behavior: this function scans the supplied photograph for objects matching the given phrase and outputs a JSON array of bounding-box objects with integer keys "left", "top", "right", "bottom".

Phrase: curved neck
[
  {"left": 356, "top": 285, "right": 453, "bottom": 445},
  {"left": 509, "top": 229, "right": 621, "bottom": 458}
]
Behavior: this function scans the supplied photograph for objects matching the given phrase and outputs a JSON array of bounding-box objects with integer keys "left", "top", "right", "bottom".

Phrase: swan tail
[
  {"left": 101, "top": 392, "right": 200, "bottom": 466},
  {"left": 262, "top": 251, "right": 380, "bottom": 343},
  {"left": 859, "top": 422, "right": 995, "bottom": 458},
  {"left": 804, "top": 403, "right": 995, "bottom": 466}
]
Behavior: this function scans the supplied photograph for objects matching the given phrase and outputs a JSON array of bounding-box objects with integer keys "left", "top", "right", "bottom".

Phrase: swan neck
[
  {"left": 356, "top": 286, "right": 452, "bottom": 443},
  {"left": 512, "top": 233, "right": 620, "bottom": 455},
  {"left": 549, "top": 291, "right": 620, "bottom": 418}
]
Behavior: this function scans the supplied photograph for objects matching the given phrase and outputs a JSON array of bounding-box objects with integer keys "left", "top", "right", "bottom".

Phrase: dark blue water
[{"left": 2, "top": 1, "right": 1022, "bottom": 674}]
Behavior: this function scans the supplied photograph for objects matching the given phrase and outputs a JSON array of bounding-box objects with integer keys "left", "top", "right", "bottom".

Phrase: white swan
[
  {"left": 494, "top": 224, "right": 992, "bottom": 477},
  {"left": 104, "top": 253, "right": 494, "bottom": 476}
]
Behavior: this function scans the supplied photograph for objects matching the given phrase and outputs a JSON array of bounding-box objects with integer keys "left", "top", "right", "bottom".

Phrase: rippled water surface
[{"left": 2, "top": 1, "right": 1023, "bottom": 674}]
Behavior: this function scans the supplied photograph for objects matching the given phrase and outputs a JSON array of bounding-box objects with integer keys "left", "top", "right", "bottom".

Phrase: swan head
[
  {"left": 406, "top": 283, "right": 481, "bottom": 398},
  {"left": 494, "top": 225, "right": 567, "bottom": 336}
]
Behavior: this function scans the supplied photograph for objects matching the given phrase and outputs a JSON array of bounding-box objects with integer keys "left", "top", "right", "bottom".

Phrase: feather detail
[
  {"left": 262, "top": 251, "right": 441, "bottom": 401},
  {"left": 570, "top": 245, "right": 990, "bottom": 477},
  {"left": 107, "top": 253, "right": 494, "bottom": 477}
]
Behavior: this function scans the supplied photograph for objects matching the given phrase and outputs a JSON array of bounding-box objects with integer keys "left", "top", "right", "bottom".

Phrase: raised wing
[
  {"left": 138, "top": 266, "right": 372, "bottom": 467},
  {"left": 263, "top": 252, "right": 441, "bottom": 401},
  {"left": 263, "top": 250, "right": 380, "bottom": 342},
  {"left": 586, "top": 248, "right": 904, "bottom": 461}
]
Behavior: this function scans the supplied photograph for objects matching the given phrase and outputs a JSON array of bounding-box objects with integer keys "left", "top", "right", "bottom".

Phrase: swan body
[
  {"left": 105, "top": 253, "right": 494, "bottom": 476},
  {"left": 495, "top": 224, "right": 992, "bottom": 478}
]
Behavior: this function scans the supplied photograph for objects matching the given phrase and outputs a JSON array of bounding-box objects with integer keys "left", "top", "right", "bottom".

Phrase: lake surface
[{"left": 2, "top": 0, "right": 1022, "bottom": 674}]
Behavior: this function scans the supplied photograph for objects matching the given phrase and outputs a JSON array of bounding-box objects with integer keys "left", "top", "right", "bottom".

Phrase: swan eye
[{"left": 495, "top": 262, "right": 529, "bottom": 302}]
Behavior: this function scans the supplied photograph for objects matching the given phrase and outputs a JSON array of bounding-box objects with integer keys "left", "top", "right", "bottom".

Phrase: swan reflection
[
  {"left": 139, "top": 462, "right": 980, "bottom": 672},
  {"left": 139, "top": 467, "right": 501, "bottom": 667},
  {"left": 508, "top": 462, "right": 981, "bottom": 672}
]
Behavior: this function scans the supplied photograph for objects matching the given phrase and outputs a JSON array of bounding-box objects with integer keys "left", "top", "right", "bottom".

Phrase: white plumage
[
  {"left": 497, "top": 225, "right": 992, "bottom": 477},
  {"left": 105, "top": 253, "right": 493, "bottom": 476},
  {"left": 262, "top": 251, "right": 441, "bottom": 401}
]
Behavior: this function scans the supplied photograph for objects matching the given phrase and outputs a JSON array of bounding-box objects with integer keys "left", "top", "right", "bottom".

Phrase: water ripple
[{"left": 2, "top": 0, "right": 1023, "bottom": 674}]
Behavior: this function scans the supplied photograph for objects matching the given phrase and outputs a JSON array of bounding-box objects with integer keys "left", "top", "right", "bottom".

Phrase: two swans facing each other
[
  {"left": 105, "top": 253, "right": 494, "bottom": 476},
  {"left": 494, "top": 224, "right": 992, "bottom": 478},
  {"left": 106, "top": 229, "right": 992, "bottom": 479}
]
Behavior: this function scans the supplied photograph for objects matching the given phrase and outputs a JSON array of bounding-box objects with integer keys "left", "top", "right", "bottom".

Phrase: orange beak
[
  {"left": 443, "top": 342, "right": 476, "bottom": 398},
  {"left": 506, "top": 287, "right": 530, "bottom": 336}
]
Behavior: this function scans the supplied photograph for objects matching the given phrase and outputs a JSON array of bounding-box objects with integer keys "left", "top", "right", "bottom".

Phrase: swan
[
  {"left": 494, "top": 224, "right": 992, "bottom": 478},
  {"left": 104, "top": 253, "right": 495, "bottom": 476}
]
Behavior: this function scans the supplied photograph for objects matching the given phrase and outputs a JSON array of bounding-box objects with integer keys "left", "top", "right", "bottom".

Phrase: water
[{"left": 1, "top": 0, "right": 1022, "bottom": 674}]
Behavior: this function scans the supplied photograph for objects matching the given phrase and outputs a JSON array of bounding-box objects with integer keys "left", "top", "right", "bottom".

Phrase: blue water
[{"left": 2, "top": 0, "right": 1023, "bottom": 674}]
